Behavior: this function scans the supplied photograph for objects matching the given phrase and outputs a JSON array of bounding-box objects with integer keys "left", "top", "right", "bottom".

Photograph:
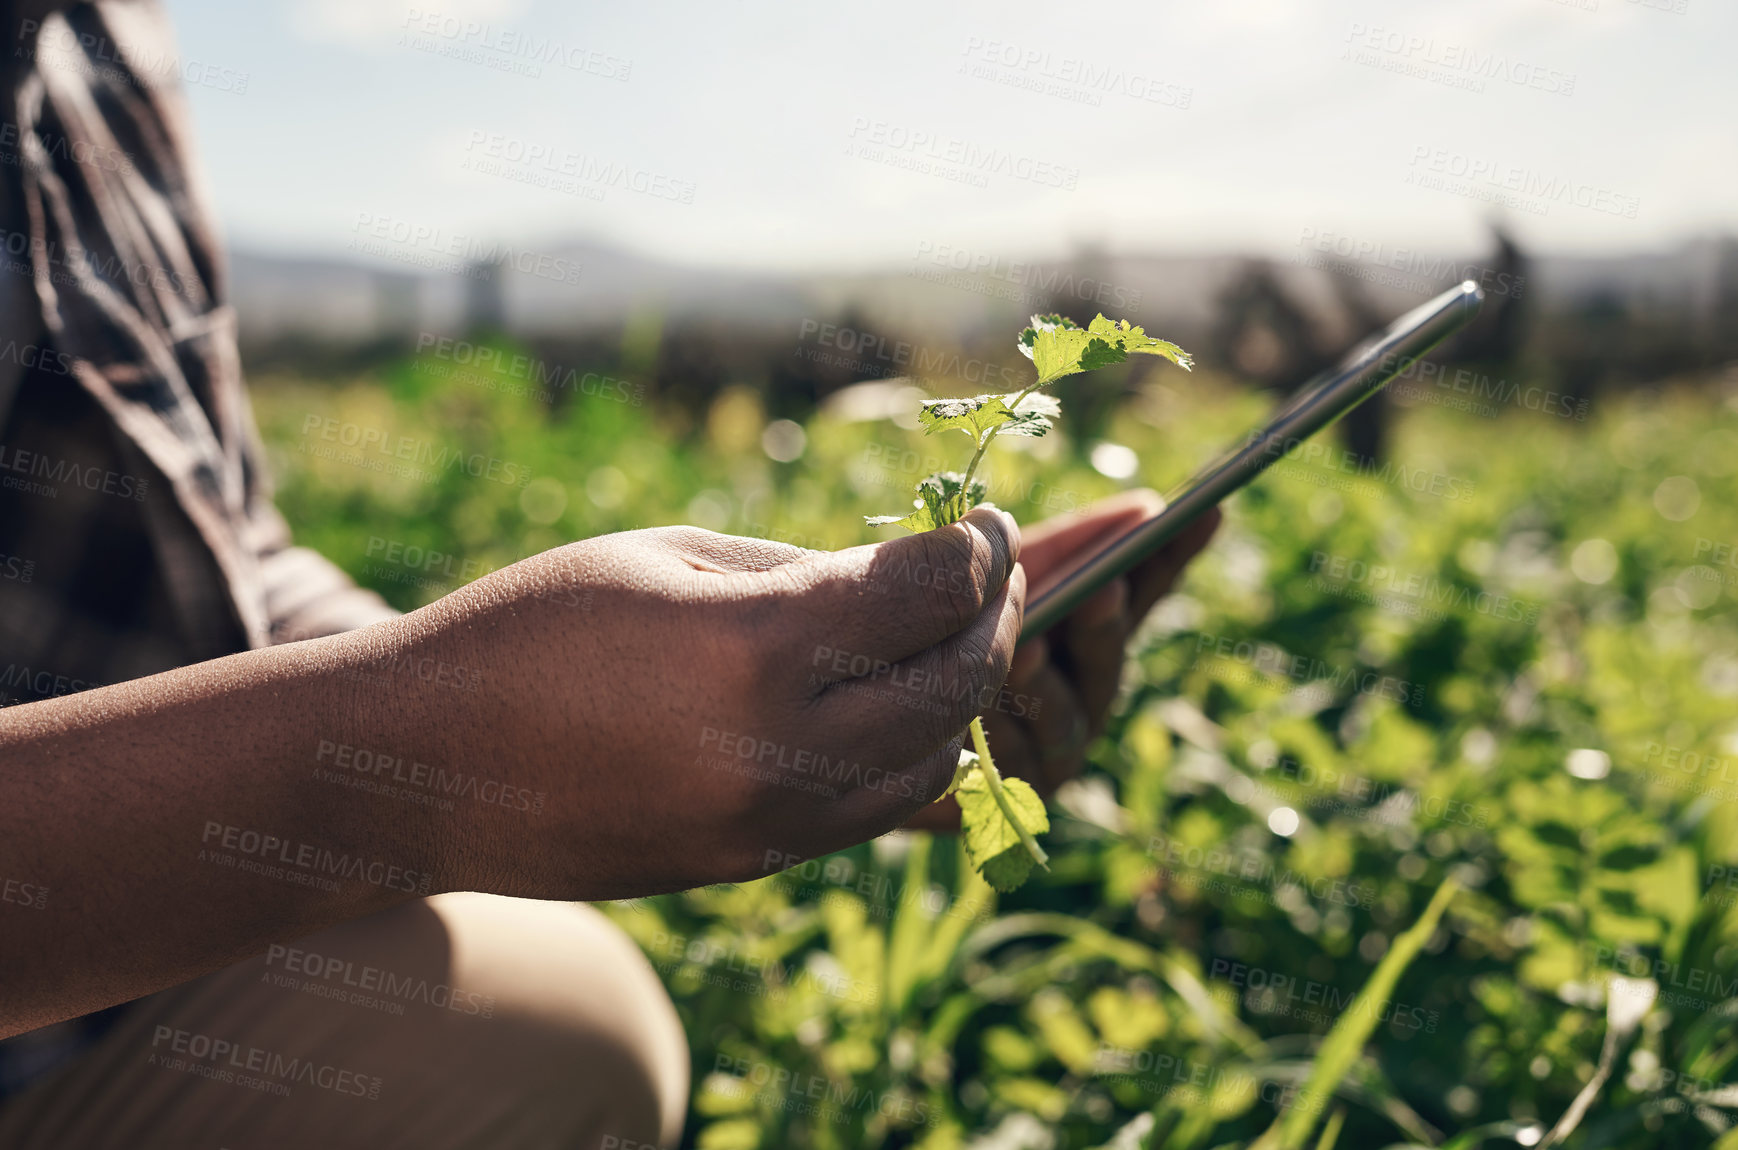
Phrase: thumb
[{"left": 755, "top": 506, "right": 1021, "bottom": 667}]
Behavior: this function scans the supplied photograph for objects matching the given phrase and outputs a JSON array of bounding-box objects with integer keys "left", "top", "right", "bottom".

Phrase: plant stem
[
  {"left": 969, "top": 717, "right": 1048, "bottom": 868},
  {"left": 955, "top": 382, "right": 1045, "bottom": 503},
  {"left": 956, "top": 438, "right": 994, "bottom": 507},
  {"left": 947, "top": 374, "right": 1052, "bottom": 870}
]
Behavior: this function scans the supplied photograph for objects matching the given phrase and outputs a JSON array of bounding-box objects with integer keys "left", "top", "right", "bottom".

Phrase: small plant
[{"left": 868, "top": 314, "right": 1192, "bottom": 890}]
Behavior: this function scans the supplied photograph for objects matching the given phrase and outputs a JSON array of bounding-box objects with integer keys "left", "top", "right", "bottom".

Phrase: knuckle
[
  {"left": 646, "top": 525, "right": 721, "bottom": 552},
  {"left": 720, "top": 535, "right": 812, "bottom": 571},
  {"left": 952, "top": 630, "right": 996, "bottom": 686},
  {"left": 953, "top": 640, "right": 1010, "bottom": 724},
  {"left": 912, "top": 529, "right": 986, "bottom": 632}
]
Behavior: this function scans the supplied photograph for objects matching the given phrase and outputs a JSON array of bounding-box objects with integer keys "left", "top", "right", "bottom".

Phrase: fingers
[
  {"left": 1003, "top": 651, "right": 1093, "bottom": 791},
  {"left": 1019, "top": 489, "right": 1165, "bottom": 581},
  {"left": 1127, "top": 506, "right": 1221, "bottom": 620},
  {"left": 1048, "top": 577, "right": 1130, "bottom": 739},
  {"left": 899, "top": 632, "right": 1090, "bottom": 834},
  {"left": 844, "top": 731, "right": 970, "bottom": 843},
  {"left": 812, "top": 563, "right": 1025, "bottom": 775},
  {"left": 1007, "top": 506, "right": 1217, "bottom": 792},
  {"left": 764, "top": 506, "right": 1022, "bottom": 666}
]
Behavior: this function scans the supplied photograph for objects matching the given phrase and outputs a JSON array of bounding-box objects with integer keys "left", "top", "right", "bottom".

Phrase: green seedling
[{"left": 868, "top": 314, "right": 1192, "bottom": 890}]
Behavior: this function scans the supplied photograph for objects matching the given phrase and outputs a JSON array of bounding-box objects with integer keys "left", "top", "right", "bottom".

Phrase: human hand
[
  {"left": 381, "top": 508, "right": 1024, "bottom": 900},
  {"left": 902, "top": 490, "right": 1220, "bottom": 832}
]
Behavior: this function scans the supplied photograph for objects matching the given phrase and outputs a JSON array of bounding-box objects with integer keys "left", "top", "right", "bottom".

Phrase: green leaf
[
  {"left": 1017, "top": 313, "right": 1081, "bottom": 356},
  {"left": 942, "top": 749, "right": 980, "bottom": 799},
  {"left": 1085, "top": 314, "right": 1194, "bottom": 371},
  {"left": 918, "top": 395, "right": 1017, "bottom": 443},
  {"left": 979, "top": 845, "right": 1038, "bottom": 893},
  {"left": 865, "top": 470, "right": 988, "bottom": 533},
  {"left": 1017, "top": 313, "right": 1193, "bottom": 386},
  {"left": 957, "top": 770, "right": 1050, "bottom": 893},
  {"left": 864, "top": 509, "right": 938, "bottom": 532},
  {"left": 1023, "top": 325, "right": 1123, "bottom": 386},
  {"left": 914, "top": 390, "right": 1060, "bottom": 448},
  {"left": 999, "top": 392, "right": 1061, "bottom": 438}
]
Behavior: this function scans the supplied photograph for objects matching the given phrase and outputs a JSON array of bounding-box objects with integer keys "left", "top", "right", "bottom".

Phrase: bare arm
[
  {"left": 0, "top": 514, "right": 1024, "bottom": 1039},
  {"left": 1, "top": 624, "right": 435, "bottom": 1038}
]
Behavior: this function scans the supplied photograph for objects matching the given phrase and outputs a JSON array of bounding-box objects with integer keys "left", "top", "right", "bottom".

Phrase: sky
[{"left": 160, "top": 0, "right": 1737, "bottom": 273}]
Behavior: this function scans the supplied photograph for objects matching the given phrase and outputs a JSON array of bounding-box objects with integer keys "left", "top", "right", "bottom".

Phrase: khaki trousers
[{"left": 0, "top": 894, "right": 689, "bottom": 1149}]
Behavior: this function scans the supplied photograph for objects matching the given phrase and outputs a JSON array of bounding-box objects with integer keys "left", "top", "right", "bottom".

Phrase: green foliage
[
  {"left": 870, "top": 314, "right": 1194, "bottom": 893},
  {"left": 917, "top": 392, "right": 1062, "bottom": 442},
  {"left": 1019, "top": 313, "right": 1194, "bottom": 386},
  {"left": 1252, "top": 876, "right": 1461, "bottom": 1150},
  {"left": 254, "top": 336, "right": 1738, "bottom": 1150},
  {"left": 958, "top": 764, "right": 1051, "bottom": 893},
  {"left": 865, "top": 471, "right": 987, "bottom": 533}
]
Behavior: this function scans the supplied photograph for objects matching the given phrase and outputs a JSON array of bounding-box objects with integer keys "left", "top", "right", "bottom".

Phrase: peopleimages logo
[
  {"left": 1343, "top": 23, "right": 1576, "bottom": 97},
  {"left": 808, "top": 644, "right": 1041, "bottom": 720},
  {"left": 364, "top": 536, "right": 499, "bottom": 586},
  {"left": 460, "top": 131, "right": 696, "bottom": 204},
  {"left": 148, "top": 1026, "right": 382, "bottom": 1100},
  {"left": 17, "top": 20, "right": 249, "bottom": 96},
  {"left": 350, "top": 212, "right": 582, "bottom": 284},
  {"left": 264, "top": 944, "right": 496, "bottom": 1019},
  {"left": 1250, "top": 431, "right": 1476, "bottom": 504},
  {"left": 1193, "top": 631, "right": 1426, "bottom": 708},
  {"left": 2, "top": 877, "right": 48, "bottom": 910},
  {"left": 297, "top": 414, "right": 533, "bottom": 488},
  {"left": 0, "top": 442, "right": 149, "bottom": 501},
  {"left": 846, "top": 117, "right": 1079, "bottom": 190},
  {"left": 1404, "top": 145, "right": 1640, "bottom": 219},
  {"left": 958, "top": 38, "right": 1192, "bottom": 108},
  {"left": 1307, "top": 550, "right": 1542, "bottom": 625},
  {"left": 199, "top": 822, "right": 435, "bottom": 896},
  {"left": 1209, "top": 958, "right": 1440, "bottom": 1032},
  {"left": 1146, "top": 832, "right": 1377, "bottom": 909},
  {"left": 0, "top": 663, "right": 102, "bottom": 702},
  {"left": 401, "top": 9, "right": 631, "bottom": 80},
  {"left": 1255, "top": 752, "right": 1492, "bottom": 829},
  {"left": 710, "top": 1054, "right": 931, "bottom": 1126},
  {"left": 0, "top": 121, "right": 135, "bottom": 174},
  {"left": 1293, "top": 226, "right": 1524, "bottom": 300},
  {"left": 696, "top": 726, "right": 920, "bottom": 801},
  {"left": 911, "top": 240, "right": 1145, "bottom": 310},
  {"left": 313, "top": 740, "right": 544, "bottom": 814},
  {"left": 795, "top": 319, "right": 1025, "bottom": 388},
  {"left": 415, "top": 335, "right": 644, "bottom": 405}
]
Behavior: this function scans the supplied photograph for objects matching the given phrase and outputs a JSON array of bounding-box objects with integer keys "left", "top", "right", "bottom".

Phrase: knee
[{"left": 431, "top": 893, "right": 690, "bottom": 1147}]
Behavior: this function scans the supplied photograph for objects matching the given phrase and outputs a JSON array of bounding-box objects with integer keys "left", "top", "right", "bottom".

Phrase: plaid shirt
[{"left": 0, "top": 0, "right": 395, "bottom": 1094}]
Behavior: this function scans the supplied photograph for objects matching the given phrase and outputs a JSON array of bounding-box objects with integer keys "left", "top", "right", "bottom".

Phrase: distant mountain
[
  {"left": 228, "top": 241, "right": 821, "bottom": 344},
  {"left": 227, "top": 235, "right": 1738, "bottom": 354}
]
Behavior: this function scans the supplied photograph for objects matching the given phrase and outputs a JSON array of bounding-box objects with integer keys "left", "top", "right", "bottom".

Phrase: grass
[{"left": 254, "top": 341, "right": 1738, "bottom": 1149}]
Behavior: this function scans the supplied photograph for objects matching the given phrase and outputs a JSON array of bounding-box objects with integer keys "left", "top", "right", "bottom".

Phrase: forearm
[{"left": 0, "top": 616, "right": 453, "bottom": 1039}]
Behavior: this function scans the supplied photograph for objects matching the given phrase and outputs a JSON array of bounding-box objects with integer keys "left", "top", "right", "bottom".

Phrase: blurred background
[
  {"left": 175, "top": 0, "right": 1736, "bottom": 419},
  {"left": 160, "top": 2, "right": 1738, "bottom": 1147}
]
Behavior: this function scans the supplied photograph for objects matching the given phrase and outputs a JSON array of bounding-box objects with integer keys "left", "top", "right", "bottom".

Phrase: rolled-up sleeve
[{"left": 246, "top": 502, "right": 400, "bottom": 645}]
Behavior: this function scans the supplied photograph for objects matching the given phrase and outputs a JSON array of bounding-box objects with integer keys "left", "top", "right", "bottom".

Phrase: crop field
[{"left": 254, "top": 343, "right": 1738, "bottom": 1150}]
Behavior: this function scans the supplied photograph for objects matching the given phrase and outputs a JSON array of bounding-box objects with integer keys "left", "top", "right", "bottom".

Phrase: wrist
[{"left": 302, "top": 614, "right": 467, "bottom": 900}]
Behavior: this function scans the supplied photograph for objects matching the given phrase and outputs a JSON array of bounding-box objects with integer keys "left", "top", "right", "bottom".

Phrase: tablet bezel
[{"left": 1019, "top": 280, "right": 1486, "bottom": 641}]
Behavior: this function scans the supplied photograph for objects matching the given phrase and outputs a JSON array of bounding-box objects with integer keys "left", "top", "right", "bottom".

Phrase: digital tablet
[{"left": 1020, "top": 280, "right": 1485, "bottom": 641}]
